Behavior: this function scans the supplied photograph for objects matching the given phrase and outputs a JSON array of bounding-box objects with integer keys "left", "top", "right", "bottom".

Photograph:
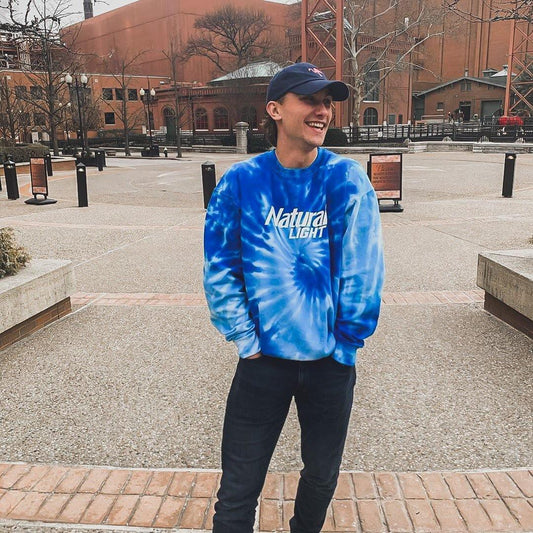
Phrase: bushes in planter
[
  {"left": 0, "top": 143, "right": 49, "bottom": 164},
  {"left": 324, "top": 128, "right": 348, "bottom": 146},
  {"left": 0, "top": 227, "right": 30, "bottom": 279}
]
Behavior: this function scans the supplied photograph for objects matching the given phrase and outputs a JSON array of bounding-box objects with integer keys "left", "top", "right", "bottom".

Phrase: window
[
  {"left": 363, "top": 58, "right": 380, "bottom": 102},
  {"left": 15, "top": 85, "right": 27, "bottom": 98},
  {"left": 241, "top": 106, "right": 257, "bottom": 129},
  {"left": 461, "top": 81, "right": 471, "bottom": 91},
  {"left": 128, "top": 88, "right": 138, "bottom": 100},
  {"left": 436, "top": 102, "right": 444, "bottom": 111},
  {"left": 214, "top": 107, "right": 229, "bottom": 130},
  {"left": 115, "top": 88, "right": 124, "bottom": 100},
  {"left": 388, "top": 114, "right": 396, "bottom": 125},
  {"left": 104, "top": 112, "right": 116, "bottom": 125},
  {"left": 102, "top": 88, "right": 113, "bottom": 100},
  {"left": 34, "top": 112, "right": 46, "bottom": 125},
  {"left": 30, "top": 86, "right": 43, "bottom": 99},
  {"left": 363, "top": 107, "right": 378, "bottom": 125},
  {"left": 195, "top": 108, "right": 208, "bottom": 130}
]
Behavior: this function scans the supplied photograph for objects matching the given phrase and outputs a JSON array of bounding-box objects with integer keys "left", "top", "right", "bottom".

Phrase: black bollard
[
  {"left": 4, "top": 157, "right": 19, "bottom": 200},
  {"left": 201, "top": 161, "right": 216, "bottom": 209},
  {"left": 502, "top": 153, "right": 516, "bottom": 198},
  {"left": 76, "top": 161, "right": 88, "bottom": 207},
  {"left": 44, "top": 153, "right": 53, "bottom": 176},
  {"left": 96, "top": 150, "right": 104, "bottom": 171}
]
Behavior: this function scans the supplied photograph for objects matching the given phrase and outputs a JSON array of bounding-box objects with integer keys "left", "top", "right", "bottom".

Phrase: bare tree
[
  {"left": 443, "top": 0, "right": 532, "bottom": 23},
  {"left": 103, "top": 47, "right": 146, "bottom": 156},
  {"left": 185, "top": 5, "right": 278, "bottom": 74},
  {"left": 342, "top": 0, "right": 444, "bottom": 125},
  {"left": 2, "top": 0, "right": 84, "bottom": 154},
  {"left": 0, "top": 76, "right": 32, "bottom": 142},
  {"left": 162, "top": 38, "right": 187, "bottom": 158},
  {"left": 66, "top": 76, "right": 102, "bottom": 153}
]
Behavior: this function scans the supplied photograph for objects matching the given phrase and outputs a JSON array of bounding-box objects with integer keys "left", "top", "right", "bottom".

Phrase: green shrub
[
  {"left": 248, "top": 135, "right": 271, "bottom": 153},
  {"left": 324, "top": 128, "right": 348, "bottom": 146},
  {"left": 0, "top": 228, "right": 31, "bottom": 279},
  {"left": 0, "top": 144, "right": 49, "bottom": 164}
]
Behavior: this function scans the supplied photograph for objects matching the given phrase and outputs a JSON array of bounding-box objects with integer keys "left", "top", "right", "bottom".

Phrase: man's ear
[{"left": 266, "top": 101, "right": 282, "bottom": 121}]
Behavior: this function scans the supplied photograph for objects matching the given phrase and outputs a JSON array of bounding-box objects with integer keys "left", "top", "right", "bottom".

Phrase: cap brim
[{"left": 291, "top": 79, "right": 349, "bottom": 101}]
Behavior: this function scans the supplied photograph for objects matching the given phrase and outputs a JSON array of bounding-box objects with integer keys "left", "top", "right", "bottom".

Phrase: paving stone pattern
[
  {"left": 70, "top": 290, "right": 485, "bottom": 308},
  {"left": 0, "top": 463, "right": 532, "bottom": 532}
]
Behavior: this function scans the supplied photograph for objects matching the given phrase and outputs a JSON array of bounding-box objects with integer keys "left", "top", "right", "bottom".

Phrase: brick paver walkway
[
  {"left": 0, "top": 463, "right": 531, "bottom": 531},
  {"left": 71, "top": 290, "right": 485, "bottom": 308}
]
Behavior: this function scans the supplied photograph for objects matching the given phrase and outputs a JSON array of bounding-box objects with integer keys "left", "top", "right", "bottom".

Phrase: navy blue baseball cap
[{"left": 266, "top": 62, "right": 349, "bottom": 103}]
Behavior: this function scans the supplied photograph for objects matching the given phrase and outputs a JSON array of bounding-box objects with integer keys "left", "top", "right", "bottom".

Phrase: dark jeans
[{"left": 212, "top": 355, "right": 356, "bottom": 533}]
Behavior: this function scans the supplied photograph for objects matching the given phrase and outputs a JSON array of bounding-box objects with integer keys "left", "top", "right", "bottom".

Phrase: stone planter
[
  {"left": 0, "top": 259, "right": 75, "bottom": 350},
  {"left": 477, "top": 249, "right": 533, "bottom": 339}
]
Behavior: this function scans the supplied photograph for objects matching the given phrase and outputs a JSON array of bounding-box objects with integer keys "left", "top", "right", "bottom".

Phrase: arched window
[
  {"left": 214, "top": 107, "right": 229, "bottom": 130},
  {"left": 363, "top": 58, "right": 380, "bottom": 102},
  {"left": 241, "top": 106, "right": 257, "bottom": 129},
  {"left": 363, "top": 107, "right": 379, "bottom": 125},
  {"left": 195, "top": 108, "right": 208, "bottom": 130}
]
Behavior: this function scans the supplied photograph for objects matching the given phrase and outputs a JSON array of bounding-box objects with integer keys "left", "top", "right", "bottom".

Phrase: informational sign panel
[
  {"left": 30, "top": 158, "right": 48, "bottom": 196},
  {"left": 369, "top": 153, "right": 402, "bottom": 200},
  {"left": 367, "top": 153, "right": 403, "bottom": 212},
  {"left": 25, "top": 156, "right": 56, "bottom": 205}
]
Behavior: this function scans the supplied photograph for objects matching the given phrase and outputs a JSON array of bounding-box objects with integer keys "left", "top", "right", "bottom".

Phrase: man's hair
[{"left": 262, "top": 95, "right": 285, "bottom": 147}]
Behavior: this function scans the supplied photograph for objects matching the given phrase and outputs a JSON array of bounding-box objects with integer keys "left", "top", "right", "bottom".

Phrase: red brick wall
[
  {"left": 423, "top": 81, "right": 505, "bottom": 120},
  {"left": 0, "top": 298, "right": 71, "bottom": 351},
  {"left": 68, "top": 0, "right": 297, "bottom": 84}
]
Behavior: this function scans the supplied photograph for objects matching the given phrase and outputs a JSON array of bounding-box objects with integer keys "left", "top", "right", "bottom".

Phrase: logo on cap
[{"left": 308, "top": 67, "right": 325, "bottom": 77}]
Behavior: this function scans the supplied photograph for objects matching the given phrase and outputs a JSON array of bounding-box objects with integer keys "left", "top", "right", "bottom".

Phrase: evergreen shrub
[
  {"left": 324, "top": 128, "right": 348, "bottom": 146},
  {"left": 0, "top": 227, "right": 31, "bottom": 279},
  {"left": 0, "top": 144, "right": 49, "bottom": 164}
]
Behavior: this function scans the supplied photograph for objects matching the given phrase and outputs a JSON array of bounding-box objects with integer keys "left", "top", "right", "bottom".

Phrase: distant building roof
[
  {"left": 416, "top": 75, "right": 507, "bottom": 96},
  {"left": 492, "top": 66, "right": 515, "bottom": 77},
  {"left": 209, "top": 61, "right": 282, "bottom": 85}
]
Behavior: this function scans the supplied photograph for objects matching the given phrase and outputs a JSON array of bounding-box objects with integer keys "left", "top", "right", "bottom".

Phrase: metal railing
[{"left": 347, "top": 123, "right": 533, "bottom": 144}]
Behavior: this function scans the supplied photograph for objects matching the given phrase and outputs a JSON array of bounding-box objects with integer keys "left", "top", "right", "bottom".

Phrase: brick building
[
  {"left": 0, "top": 67, "right": 168, "bottom": 143},
  {"left": 415, "top": 71, "right": 507, "bottom": 123},
  {"left": 0, "top": 0, "right": 518, "bottom": 144}
]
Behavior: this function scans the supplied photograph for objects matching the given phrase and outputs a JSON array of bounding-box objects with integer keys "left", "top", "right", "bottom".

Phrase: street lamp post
[
  {"left": 140, "top": 84, "right": 156, "bottom": 148},
  {"left": 65, "top": 73, "right": 88, "bottom": 156}
]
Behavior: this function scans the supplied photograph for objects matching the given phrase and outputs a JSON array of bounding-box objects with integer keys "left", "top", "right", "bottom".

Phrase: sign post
[
  {"left": 368, "top": 153, "right": 403, "bottom": 212},
  {"left": 24, "top": 157, "right": 57, "bottom": 205}
]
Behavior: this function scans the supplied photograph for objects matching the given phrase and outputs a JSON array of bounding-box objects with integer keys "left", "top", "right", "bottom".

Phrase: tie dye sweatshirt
[{"left": 203, "top": 148, "right": 384, "bottom": 366}]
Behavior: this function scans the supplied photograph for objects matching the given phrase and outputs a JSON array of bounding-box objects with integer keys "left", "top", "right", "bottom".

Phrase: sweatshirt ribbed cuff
[
  {"left": 332, "top": 341, "right": 358, "bottom": 366},
  {"left": 234, "top": 331, "right": 261, "bottom": 359}
]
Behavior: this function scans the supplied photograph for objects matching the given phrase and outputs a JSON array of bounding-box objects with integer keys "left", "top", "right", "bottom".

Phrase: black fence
[
  {"left": 349, "top": 123, "right": 533, "bottom": 144},
  {"left": 41, "top": 122, "right": 532, "bottom": 155}
]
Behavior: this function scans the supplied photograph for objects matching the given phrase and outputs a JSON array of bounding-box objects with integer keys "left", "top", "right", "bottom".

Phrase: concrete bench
[
  {"left": 477, "top": 249, "right": 533, "bottom": 339},
  {"left": 0, "top": 260, "right": 75, "bottom": 350}
]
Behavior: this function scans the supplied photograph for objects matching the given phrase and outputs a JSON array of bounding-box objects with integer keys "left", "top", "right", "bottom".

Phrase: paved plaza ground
[{"left": 0, "top": 150, "right": 531, "bottom": 531}]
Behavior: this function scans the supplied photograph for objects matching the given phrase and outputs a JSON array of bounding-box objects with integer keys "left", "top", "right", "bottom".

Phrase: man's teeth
[{"left": 307, "top": 122, "right": 324, "bottom": 129}]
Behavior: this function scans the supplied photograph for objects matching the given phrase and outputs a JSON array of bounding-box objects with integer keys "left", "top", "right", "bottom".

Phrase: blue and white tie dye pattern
[{"left": 203, "top": 148, "right": 384, "bottom": 366}]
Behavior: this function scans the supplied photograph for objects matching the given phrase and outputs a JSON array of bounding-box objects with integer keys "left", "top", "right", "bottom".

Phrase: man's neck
[{"left": 275, "top": 145, "right": 318, "bottom": 169}]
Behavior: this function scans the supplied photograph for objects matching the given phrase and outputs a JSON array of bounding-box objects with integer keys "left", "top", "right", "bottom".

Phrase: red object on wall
[{"left": 498, "top": 116, "right": 524, "bottom": 126}]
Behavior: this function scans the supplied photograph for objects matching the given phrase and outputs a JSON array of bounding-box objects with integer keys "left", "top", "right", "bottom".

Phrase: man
[{"left": 204, "top": 62, "right": 384, "bottom": 533}]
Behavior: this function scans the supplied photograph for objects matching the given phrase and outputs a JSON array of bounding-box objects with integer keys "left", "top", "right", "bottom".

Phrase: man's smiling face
[{"left": 274, "top": 89, "right": 333, "bottom": 151}]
